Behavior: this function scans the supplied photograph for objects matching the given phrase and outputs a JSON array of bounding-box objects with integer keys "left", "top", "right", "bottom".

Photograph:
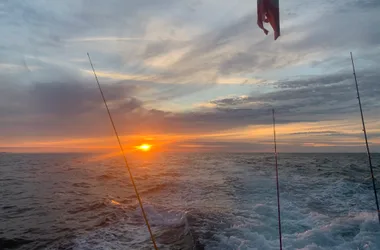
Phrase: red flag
[{"left": 257, "top": 0, "right": 280, "bottom": 40}]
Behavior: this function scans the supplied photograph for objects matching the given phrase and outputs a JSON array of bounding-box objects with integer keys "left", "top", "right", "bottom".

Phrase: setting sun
[{"left": 135, "top": 144, "right": 152, "bottom": 152}]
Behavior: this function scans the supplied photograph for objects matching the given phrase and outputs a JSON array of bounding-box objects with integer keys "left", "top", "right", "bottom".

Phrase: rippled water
[{"left": 1, "top": 152, "right": 380, "bottom": 250}]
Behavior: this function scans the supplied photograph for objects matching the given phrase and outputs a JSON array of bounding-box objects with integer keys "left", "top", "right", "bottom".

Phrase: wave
[
  {"left": 140, "top": 183, "right": 168, "bottom": 196},
  {"left": 96, "top": 174, "right": 116, "bottom": 181},
  {"left": 67, "top": 200, "right": 108, "bottom": 214},
  {"left": 47, "top": 201, "right": 205, "bottom": 250},
  {"left": 0, "top": 237, "right": 33, "bottom": 249},
  {"left": 72, "top": 182, "right": 91, "bottom": 188}
]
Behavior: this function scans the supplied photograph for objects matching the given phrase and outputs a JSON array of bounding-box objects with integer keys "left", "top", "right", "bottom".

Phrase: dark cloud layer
[{"left": 2, "top": 68, "right": 379, "bottom": 139}]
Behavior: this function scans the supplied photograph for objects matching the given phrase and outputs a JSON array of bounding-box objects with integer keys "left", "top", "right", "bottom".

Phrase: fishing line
[
  {"left": 272, "top": 108, "right": 283, "bottom": 250},
  {"left": 350, "top": 52, "right": 380, "bottom": 224},
  {"left": 87, "top": 52, "right": 159, "bottom": 250}
]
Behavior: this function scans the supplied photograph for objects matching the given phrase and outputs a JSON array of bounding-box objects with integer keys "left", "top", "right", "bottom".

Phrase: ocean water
[{"left": 1, "top": 152, "right": 380, "bottom": 250}]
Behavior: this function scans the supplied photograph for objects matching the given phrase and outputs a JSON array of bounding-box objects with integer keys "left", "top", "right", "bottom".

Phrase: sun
[{"left": 135, "top": 144, "right": 152, "bottom": 152}]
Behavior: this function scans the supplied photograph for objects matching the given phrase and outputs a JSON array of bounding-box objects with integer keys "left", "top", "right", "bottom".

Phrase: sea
[{"left": 1, "top": 152, "right": 380, "bottom": 250}]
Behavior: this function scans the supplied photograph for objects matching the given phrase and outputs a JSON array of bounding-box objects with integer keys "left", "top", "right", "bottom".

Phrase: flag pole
[
  {"left": 272, "top": 109, "right": 283, "bottom": 250},
  {"left": 87, "top": 53, "right": 159, "bottom": 249}
]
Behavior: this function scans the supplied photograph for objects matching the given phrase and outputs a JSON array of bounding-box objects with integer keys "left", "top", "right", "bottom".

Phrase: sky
[{"left": 1, "top": 0, "right": 380, "bottom": 153}]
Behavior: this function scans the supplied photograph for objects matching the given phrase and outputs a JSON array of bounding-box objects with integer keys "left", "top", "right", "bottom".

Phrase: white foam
[
  {"left": 69, "top": 202, "right": 193, "bottom": 250},
  {"left": 56, "top": 154, "right": 380, "bottom": 250},
  {"left": 132, "top": 202, "right": 189, "bottom": 228}
]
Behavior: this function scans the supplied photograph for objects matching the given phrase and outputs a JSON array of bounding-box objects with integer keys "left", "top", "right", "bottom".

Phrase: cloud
[
  {"left": 0, "top": 77, "right": 147, "bottom": 136},
  {"left": 3, "top": 0, "right": 379, "bottom": 88},
  {"left": 115, "top": 0, "right": 380, "bottom": 87},
  {"left": 1, "top": 0, "right": 380, "bottom": 152},
  {"left": 195, "top": 69, "right": 380, "bottom": 128},
  {"left": 2, "top": 67, "right": 380, "bottom": 140},
  {"left": 288, "top": 131, "right": 351, "bottom": 137},
  {"left": 174, "top": 140, "right": 273, "bottom": 152}
]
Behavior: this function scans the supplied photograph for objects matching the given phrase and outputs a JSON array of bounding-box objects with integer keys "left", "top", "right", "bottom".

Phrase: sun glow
[{"left": 135, "top": 144, "right": 152, "bottom": 152}]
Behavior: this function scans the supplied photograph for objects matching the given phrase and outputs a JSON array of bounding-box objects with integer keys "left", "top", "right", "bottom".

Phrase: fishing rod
[
  {"left": 87, "top": 53, "right": 159, "bottom": 249},
  {"left": 272, "top": 109, "right": 283, "bottom": 250},
  {"left": 350, "top": 52, "right": 380, "bottom": 224}
]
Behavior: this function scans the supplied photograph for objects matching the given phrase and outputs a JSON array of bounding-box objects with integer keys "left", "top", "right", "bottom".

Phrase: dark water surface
[{"left": 1, "top": 152, "right": 380, "bottom": 249}]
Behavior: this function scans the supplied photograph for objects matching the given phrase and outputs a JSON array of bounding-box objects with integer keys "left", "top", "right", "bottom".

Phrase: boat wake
[{"left": 46, "top": 200, "right": 204, "bottom": 250}]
